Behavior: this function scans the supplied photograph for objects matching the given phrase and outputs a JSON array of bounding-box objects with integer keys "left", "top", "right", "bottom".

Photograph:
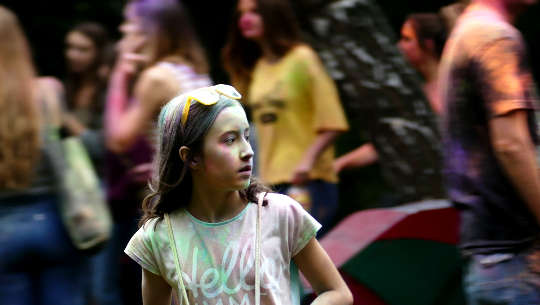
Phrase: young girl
[
  {"left": 124, "top": 85, "right": 353, "bottom": 305},
  {"left": 63, "top": 22, "right": 112, "bottom": 175}
]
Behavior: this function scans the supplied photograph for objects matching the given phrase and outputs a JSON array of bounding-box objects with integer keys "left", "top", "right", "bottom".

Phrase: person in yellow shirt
[{"left": 222, "top": 0, "right": 349, "bottom": 235}]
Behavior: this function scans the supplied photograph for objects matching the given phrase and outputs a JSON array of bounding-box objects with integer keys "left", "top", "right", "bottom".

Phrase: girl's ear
[{"left": 179, "top": 146, "right": 201, "bottom": 169}]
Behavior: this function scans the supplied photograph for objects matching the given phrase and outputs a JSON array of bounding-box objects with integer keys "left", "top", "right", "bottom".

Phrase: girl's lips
[{"left": 239, "top": 165, "right": 252, "bottom": 172}]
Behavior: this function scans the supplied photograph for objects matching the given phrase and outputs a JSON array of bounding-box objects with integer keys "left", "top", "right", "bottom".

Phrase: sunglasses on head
[{"left": 181, "top": 84, "right": 242, "bottom": 126}]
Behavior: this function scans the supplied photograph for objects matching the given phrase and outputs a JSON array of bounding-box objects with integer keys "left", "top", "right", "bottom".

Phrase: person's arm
[
  {"left": 333, "top": 143, "right": 379, "bottom": 174},
  {"left": 293, "top": 238, "right": 353, "bottom": 305},
  {"left": 490, "top": 110, "right": 540, "bottom": 224},
  {"left": 142, "top": 268, "right": 173, "bottom": 305},
  {"left": 292, "top": 130, "right": 342, "bottom": 185},
  {"left": 63, "top": 113, "right": 87, "bottom": 136},
  {"left": 105, "top": 65, "right": 176, "bottom": 153},
  {"left": 474, "top": 35, "right": 540, "bottom": 223}
]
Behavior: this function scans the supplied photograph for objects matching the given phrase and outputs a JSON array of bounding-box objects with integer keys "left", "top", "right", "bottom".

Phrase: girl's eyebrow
[{"left": 220, "top": 126, "right": 250, "bottom": 136}]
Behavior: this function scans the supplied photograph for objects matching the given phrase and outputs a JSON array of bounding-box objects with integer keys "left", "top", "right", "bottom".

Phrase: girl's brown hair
[
  {"left": 407, "top": 13, "right": 448, "bottom": 59},
  {"left": 0, "top": 5, "right": 40, "bottom": 189},
  {"left": 65, "top": 22, "right": 112, "bottom": 114},
  {"left": 222, "top": 0, "right": 303, "bottom": 92}
]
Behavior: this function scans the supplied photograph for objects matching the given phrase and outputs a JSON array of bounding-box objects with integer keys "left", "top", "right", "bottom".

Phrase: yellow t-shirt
[{"left": 247, "top": 44, "right": 349, "bottom": 185}]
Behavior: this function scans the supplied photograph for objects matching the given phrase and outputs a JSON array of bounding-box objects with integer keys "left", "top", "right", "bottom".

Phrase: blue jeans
[
  {"left": 0, "top": 195, "right": 85, "bottom": 305},
  {"left": 273, "top": 180, "right": 338, "bottom": 237},
  {"left": 89, "top": 218, "right": 141, "bottom": 305},
  {"left": 464, "top": 248, "right": 540, "bottom": 305}
]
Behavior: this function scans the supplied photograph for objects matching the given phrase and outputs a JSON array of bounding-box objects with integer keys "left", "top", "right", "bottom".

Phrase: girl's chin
[{"left": 236, "top": 178, "right": 251, "bottom": 190}]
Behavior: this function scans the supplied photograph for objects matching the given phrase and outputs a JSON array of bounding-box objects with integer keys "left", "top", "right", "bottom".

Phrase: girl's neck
[
  {"left": 258, "top": 40, "right": 280, "bottom": 63},
  {"left": 188, "top": 185, "right": 247, "bottom": 223},
  {"left": 424, "top": 80, "right": 442, "bottom": 115},
  {"left": 418, "top": 56, "right": 439, "bottom": 83},
  {"left": 416, "top": 56, "right": 441, "bottom": 115},
  {"left": 76, "top": 71, "right": 98, "bottom": 85},
  {"left": 159, "top": 54, "right": 186, "bottom": 65}
]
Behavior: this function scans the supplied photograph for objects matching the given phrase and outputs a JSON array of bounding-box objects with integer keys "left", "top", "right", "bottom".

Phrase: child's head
[
  {"left": 141, "top": 85, "right": 269, "bottom": 226},
  {"left": 222, "top": 0, "right": 302, "bottom": 91},
  {"left": 398, "top": 13, "right": 447, "bottom": 68},
  {"left": 121, "top": 0, "right": 208, "bottom": 73},
  {"left": 65, "top": 22, "right": 110, "bottom": 75}
]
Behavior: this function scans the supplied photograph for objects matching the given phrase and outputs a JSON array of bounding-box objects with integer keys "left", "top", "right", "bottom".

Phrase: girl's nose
[{"left": 240, "top": 142, "right": 254, "bottom": 161}]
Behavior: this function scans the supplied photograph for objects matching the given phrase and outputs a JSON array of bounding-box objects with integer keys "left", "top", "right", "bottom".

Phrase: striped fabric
[{"left": 157, "top": 62, "right": 212, "bottom": 94}]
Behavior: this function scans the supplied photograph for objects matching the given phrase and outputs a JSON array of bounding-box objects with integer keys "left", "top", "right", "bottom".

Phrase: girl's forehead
[
  {"left": 209, "top": 105, "right": 249, "bottom": 132},
  {"left": 238, "top": 0, "right": 257, "bottom": 11}
]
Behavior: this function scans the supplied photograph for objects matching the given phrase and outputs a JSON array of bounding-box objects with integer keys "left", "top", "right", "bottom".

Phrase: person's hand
[
  {"left": 62, "top": 112, "right": 86, "bottom": 136},
  {"left": 333, "top": 158, "right": 345, "bottom": 174},
  {"left": 115, "top": 52, "right": 149, "bottom": 76},
  {"left": 128, "top": 162, "right": 153, "bottom": 183},
  {"left": 291, "top": 159, "right": 313, "bottom": 185},
  {"left": 114, "top": 22, "right": 149, "bottom": 76}
]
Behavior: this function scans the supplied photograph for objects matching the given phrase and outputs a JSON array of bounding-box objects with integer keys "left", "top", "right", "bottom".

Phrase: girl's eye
[{"left": 224, "top": 136, "right": 236, "bottom": 144}]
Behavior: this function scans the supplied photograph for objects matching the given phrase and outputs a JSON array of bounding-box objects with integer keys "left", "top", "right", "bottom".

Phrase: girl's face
[
  {"left": 65, "top": 31, "right": 97, "bottom": 73},
  {"left": 398, "top": 20, "right": 424, "bottom": 70},
  {"left": 237, "top": 0, "right": 264, "bottom": 40},
  {"left": 198, "top": 104, "right": 253, "bottom": 191}
]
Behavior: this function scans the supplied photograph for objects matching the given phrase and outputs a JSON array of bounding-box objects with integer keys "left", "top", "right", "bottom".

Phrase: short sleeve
[
  {"left": 279, "top": 194, "right": 322, "bottom": 256},
  {"left": 474, "top": 36, "right": 536, "bottom": 117},
  {"left": 125, "top": 221, "right": 161, "bottom": 275},
  {"left": 299, "top": 47, "right": 349, "bottom": 132}
]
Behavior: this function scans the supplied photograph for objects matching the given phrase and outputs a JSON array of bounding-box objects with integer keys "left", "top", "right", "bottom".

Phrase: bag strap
[
  {"left": 165, "top": 192, "right": 266, "bottom": 305},
  {"left": 37, "top": 78, "right": 63, "bottom": 129},
  {"left": 165, "top": 213, "right": 190, "bottom": 305},
  {"left": 255, "top": 192, "right": 266, "bottom": 305}
]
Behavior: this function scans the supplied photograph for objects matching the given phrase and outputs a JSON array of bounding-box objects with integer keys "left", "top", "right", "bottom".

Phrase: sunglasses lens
[
  {"left": 181, "top": 85, "right": 242, "bottom": 126},
  {"left": 214, "top": 84, "right": 242, "bottom": 100},
  {"left": 189, "top": 89, "right": 220, "bottom": 105}
]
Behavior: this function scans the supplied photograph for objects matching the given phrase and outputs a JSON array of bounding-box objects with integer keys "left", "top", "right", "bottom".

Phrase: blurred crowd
[{"left": 1, "top": 0, "right": 539, "bottom": 304}]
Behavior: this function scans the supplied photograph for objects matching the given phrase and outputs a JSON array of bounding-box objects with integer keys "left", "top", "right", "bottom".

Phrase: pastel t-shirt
[{"left": 125, "top": 193, "right": 321, "bottom": 305}]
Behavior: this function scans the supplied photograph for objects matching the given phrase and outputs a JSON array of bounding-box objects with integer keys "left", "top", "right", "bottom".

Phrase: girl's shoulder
[
  {"left": 136, "top": 213, "right": 189, "bottom": 244},
  {"left": 261, "top": 192, "right": 306, "bottom": 215},
  {"left": 264, "top": 192, "right": 294, "bottom": 205},
  {"left": 140, "top": 64, "right": 180, "bottom": 87},
  {"left": 286, "top": 44, "right": 318, "bottom": 61},
  {"left": 138, "top": 217, "right": 164, "bottom": 237},
  {"left": 36, "top": 76, "right": 65, "bottom": 128}
]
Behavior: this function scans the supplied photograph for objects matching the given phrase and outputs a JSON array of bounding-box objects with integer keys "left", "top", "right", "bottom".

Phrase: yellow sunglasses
[{"left": 181, "top": 84, "right": 242, "bottom": 126}]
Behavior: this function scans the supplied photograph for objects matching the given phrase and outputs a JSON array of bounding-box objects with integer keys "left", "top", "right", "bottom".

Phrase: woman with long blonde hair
[{"left": 0, "top": 6, "right": 85, "bottom": 305}]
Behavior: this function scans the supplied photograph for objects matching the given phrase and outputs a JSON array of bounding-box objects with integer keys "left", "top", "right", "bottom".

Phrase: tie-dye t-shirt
[
  {"left": 247, "top": 44, "right": 349, "bottom": 185},
  {"left": 439, "top": 7, "right": 540, "bottom": 254},
  {"left": 125, "top": 193, "right": 320, "bottom": 305}
]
